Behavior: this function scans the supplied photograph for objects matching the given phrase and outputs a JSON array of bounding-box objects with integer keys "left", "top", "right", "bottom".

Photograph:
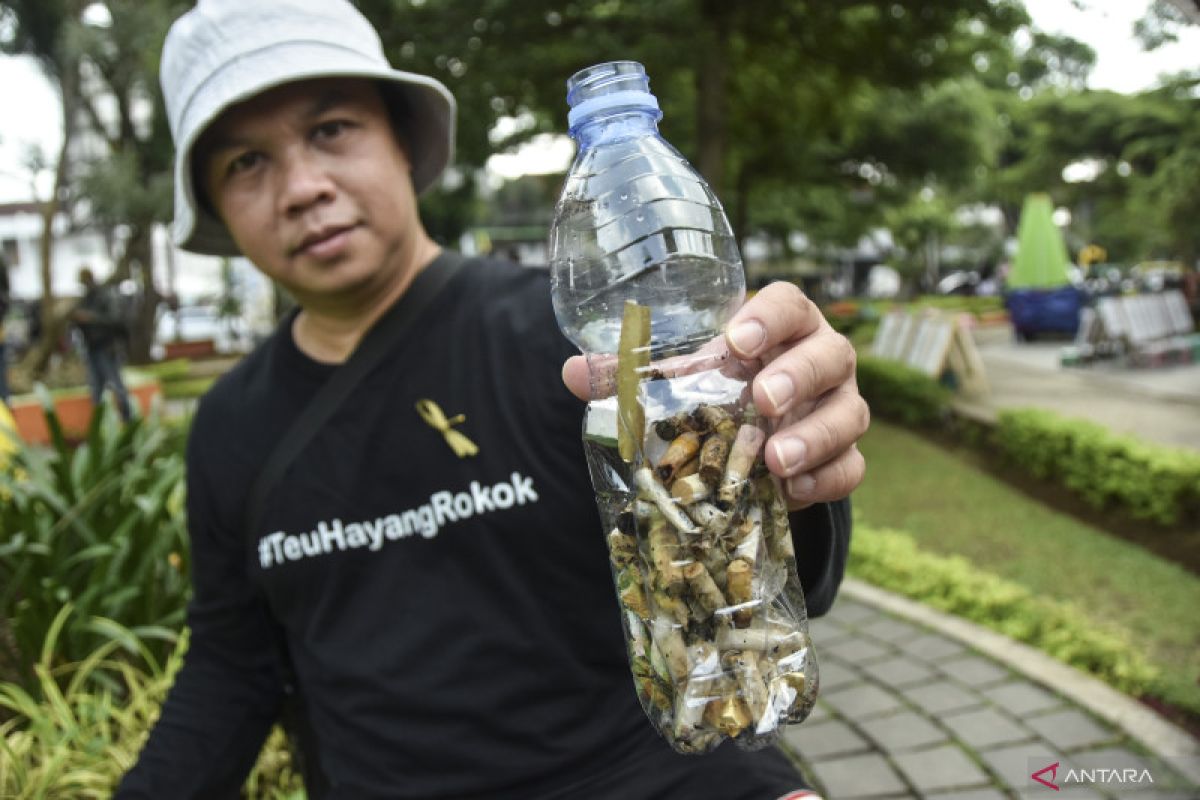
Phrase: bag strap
[{"left": 244, "top": 249, "right": 465, "bottom": 537}]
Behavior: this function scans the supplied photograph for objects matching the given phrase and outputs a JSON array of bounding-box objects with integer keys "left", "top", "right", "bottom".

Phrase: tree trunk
[
  {"left": 733, "top": 162, "right": 753, "bottom": 257},
  {"left": 109, "top": 224, "right": 160, "bottom": 364},
  {"left": 22, "top": 62, "right": 80, "bottom": 378},
  {"left": 695, "top": 3, "right": 729, "bottom": 197},
  {"left": 129, "top": 227, "right": 160, "bottom": 364}
]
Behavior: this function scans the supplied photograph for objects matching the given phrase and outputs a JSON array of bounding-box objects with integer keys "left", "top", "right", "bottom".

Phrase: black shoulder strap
[{"left": 244, "top": 250, "right": 466, "bottom": 537}]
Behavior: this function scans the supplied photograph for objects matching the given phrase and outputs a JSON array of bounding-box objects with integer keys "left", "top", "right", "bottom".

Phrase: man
[
  {"left": 71, "top": 266, "right": 132, "bottom": 420},
  {"left": 118, "top": 1, "right": 868, "bottom": 798}
]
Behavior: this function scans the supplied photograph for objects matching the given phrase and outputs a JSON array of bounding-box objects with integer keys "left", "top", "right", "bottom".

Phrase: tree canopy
[{"left": 2, "top": 0, "right": 1197, "bottom": 316}]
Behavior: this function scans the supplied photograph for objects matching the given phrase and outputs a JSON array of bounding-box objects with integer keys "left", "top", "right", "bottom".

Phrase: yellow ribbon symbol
[{"left": 415, "top": 399, "right": 479, "bottom": 458}]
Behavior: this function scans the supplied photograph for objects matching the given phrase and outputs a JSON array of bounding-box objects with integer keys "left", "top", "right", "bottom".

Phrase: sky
[{"left": 1, "top": 0, "right": 1199, "bottom": 201}]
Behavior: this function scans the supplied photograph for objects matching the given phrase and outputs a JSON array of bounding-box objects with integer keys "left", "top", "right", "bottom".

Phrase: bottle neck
[{"left": 571, "top": 107, "right": 661, "bottom": 151}]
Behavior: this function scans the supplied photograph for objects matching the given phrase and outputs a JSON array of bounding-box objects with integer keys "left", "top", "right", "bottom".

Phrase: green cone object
[{"left": 1008, "top": 193, "right": 1071, "bottom": 289}]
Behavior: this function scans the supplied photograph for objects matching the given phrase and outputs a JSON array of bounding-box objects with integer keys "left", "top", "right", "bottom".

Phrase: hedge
[
  {"left": 847, "top": 524, "right": 1160, "bottom": 698},
  {"left": 855, "top": 356, "right": 951, "bottom": 428},
  {"left": 994, "top": 408, "right": 1200, "bottom": 527}
]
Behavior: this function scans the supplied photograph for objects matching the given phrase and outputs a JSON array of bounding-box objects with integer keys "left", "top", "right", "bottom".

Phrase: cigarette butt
[
  {"left": 682, "top": 560, "right": 726, "bottom": 617},
  {"left": 654, "top": 411, "right": 694, "bottom": 442},
  {"left": 698, "top": 545, "right": 728, "bottom": 589},
  {"left": 651, "top": 616, "right": 689, "bottom": 683},
  {"left": 653, "top": 588, "right": 690, "bottom": 627},
  {"left": 625, "top": 611, "right": 650, "bottom": 659},
  {"left": 725, "top": 558, "right": 754, "bottom": 627},
  {"left": 617, "top": 567, "right": 651, "bottom": 619},
  {"left": 635, "top": 468, "right": 699, "bottom": 535},
  {"left": 703, "top": 696, "right": 751, "bottom": 738},
  {"left": 687, "top": 501, "right": 729, "bottom": 539},
  {"left": 672, "top": 688, "right": 707, "bottom": 741},
  {"left": 634, "top": 668, "right": 673, "bottom": 713},
  {"left": 671, "top": 474, "right": 711, "bottom": 504},
  {"left": 718, "top": 425, "right": 766, "bottom": 506},
  {"left": 693, "top": 404, "right": 732, "bottom": 434},
  {"left": 634, "top": 499, "right": 656, "bottom": 521},
  {"left": 698, "top": 435, "right": 731, "bottom": 487},
  {"left": 732, "top": 508, "right": 763, "bottom": 568},
  {"left": 607, "top": 529, "right": 639, "bottom": 569},
  {"left": 716, "top": 625, "right": 805, "bottom": 653},
  {"left": 658, "top": 431, "right": 701, "bottom": 483},
  {"left": 647, "top": 515, "right": 685, "bottom": 595},
  {"left": 723, "top": 650, "right": 771, "bottom": 730},
  {"left": 673, "top": 457, "right": 700, "bottom": 484},
  {"left": 756, "top": 477, "right": 795, "bottom": 568}
]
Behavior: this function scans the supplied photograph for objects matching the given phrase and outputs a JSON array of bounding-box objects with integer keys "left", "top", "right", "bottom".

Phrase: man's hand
[{"left": 561, "top": 282, "right": 869, "bottom": 509}]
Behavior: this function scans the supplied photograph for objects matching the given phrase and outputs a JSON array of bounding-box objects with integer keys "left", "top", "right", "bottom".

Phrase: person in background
[
  {"left": 117, "top": 1, "right": 868, "bottom": 798},
  {"left": 71, "top": 266, "right": 132, "bottom": 421}
]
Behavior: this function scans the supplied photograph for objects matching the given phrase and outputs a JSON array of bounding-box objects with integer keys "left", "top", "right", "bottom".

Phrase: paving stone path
[{"left": 774, "top": 593, "right": 1200, "bottom": 799}]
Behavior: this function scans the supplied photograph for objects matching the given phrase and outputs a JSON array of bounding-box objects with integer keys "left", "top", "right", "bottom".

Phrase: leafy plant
[
  {"left": 855, "top": 356, "right": 952, "bottom": 428},
  {"left": 0, "top": 390, "right": 190, "bottom": 693},
  {"left": 994, "top": 408, "right": 1200, "bottom": 526},
  {"left": 848, "top": 523, "right": 1160, "bottom": 697},
  {"left": 0, "top": 607, "right": 303, "bottom": 799}
]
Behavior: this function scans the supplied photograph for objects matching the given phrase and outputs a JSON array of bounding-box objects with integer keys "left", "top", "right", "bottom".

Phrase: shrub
[
  {"left": 856, "top": 356, "right": 952, "bottom": 428},
  {"left": 0, "top": 391, "right": 190, "bottom": 694},
  {"left": 161, "top": 376, "right": 217, "bottom": 401},
  {"left": 847, "top": 523, "right": 1160, "bottom": 696},
  {"left": 0, "top": 607, "right": 302, "bottom": 799},
  {"left": 994, "top": 408, "right": 1200, "bottom": 526},
  {"left": 127, "top": 359, "right": 192, "bottom": 382},
  {"left": 910, "top": 295, "right": 1004, "bottom": 316}
]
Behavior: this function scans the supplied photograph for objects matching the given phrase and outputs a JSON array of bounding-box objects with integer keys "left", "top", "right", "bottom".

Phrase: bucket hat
[{"left": 160, "top": 0, "right": 456, "bottom": 256}]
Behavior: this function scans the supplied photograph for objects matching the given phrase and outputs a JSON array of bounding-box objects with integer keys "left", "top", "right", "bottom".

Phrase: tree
[
  {"left": 68, "top": 0, "right": 185, "bottom": 362},
  {"left": 1, "top": 0, "right": 86, "bottom": 375},
  {"left": 354, "top": 0, "right": 1027, "bottom": 247},
  {"left": 1, "top": 1, "right": 182, "bottom": 368}
]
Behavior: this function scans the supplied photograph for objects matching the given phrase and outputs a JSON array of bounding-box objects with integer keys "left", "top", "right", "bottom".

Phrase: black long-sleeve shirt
[{"left": 117, "top": 257, "right": 850, "bottom": 799}]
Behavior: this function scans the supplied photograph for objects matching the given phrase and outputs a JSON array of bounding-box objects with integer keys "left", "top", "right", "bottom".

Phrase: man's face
[{"left": 198, "top": 78, "right": 420, "bottom": 305}]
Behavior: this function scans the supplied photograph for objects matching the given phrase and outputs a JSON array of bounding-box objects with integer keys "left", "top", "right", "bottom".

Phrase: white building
[
  {"left": 1, "top": 200, "right": 276, "bottom": 347},
  {"left": 0, "top": 201, "right": 112, "bottom": 297}
]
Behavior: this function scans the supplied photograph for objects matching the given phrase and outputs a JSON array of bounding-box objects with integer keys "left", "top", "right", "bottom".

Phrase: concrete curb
[{"left": 840, "top": 577, "right": 1200, "bottom": 785}]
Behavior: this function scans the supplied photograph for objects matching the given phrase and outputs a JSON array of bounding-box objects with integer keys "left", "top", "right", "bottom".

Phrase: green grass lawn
[{"left": 854, "top": 420, "right": 1200, "bottom": 714}]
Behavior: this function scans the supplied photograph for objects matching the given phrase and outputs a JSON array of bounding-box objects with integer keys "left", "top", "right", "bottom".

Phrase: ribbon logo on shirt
[{"left": 416, "top": 398, "right": 479, "bottom": 458}]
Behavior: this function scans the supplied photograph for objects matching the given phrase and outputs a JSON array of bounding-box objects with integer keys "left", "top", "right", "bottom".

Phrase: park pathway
[
  {"left": 954, "top": 330, "right": 1200, "bottom": 452},
  {"left": 775, "top": 580, "right": 1200, "bottom": 799}
]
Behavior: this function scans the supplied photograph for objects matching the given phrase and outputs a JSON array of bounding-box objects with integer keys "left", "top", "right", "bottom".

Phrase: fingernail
[
  {"left": 760, "top": 373, "right": 794, "bottom": 412},
  {"left": 773, "top": 437, "right": 806, "bottom": 472},
  {"left": 788, "top": 473, "right": 816, "bottom": 497},
  {"left": 728, "top": 321, "right": 766, "bottom": 356}
]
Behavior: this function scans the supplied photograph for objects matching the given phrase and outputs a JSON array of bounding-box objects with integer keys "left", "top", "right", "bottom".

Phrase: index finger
[{"left": 725, "top": 282, "right": 824, "bottom": 360}]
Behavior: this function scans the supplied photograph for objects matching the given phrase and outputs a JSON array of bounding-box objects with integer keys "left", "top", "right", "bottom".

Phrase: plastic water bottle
[
  {"left": 549, "top": 61, "right": 818, "bottom": 756},
  {"left": 549, "top": 61, "right": 745, "bottom": 355}
]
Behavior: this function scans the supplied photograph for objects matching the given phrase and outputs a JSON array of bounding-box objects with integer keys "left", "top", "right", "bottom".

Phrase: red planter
[{"left": 8, "top": 382, "right": 162, "bottom": 445}]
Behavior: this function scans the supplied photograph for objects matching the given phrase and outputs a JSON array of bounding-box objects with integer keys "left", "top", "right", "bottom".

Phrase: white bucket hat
[{"left": 160, "top": 0, "right": 456, "bottom": 256}]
